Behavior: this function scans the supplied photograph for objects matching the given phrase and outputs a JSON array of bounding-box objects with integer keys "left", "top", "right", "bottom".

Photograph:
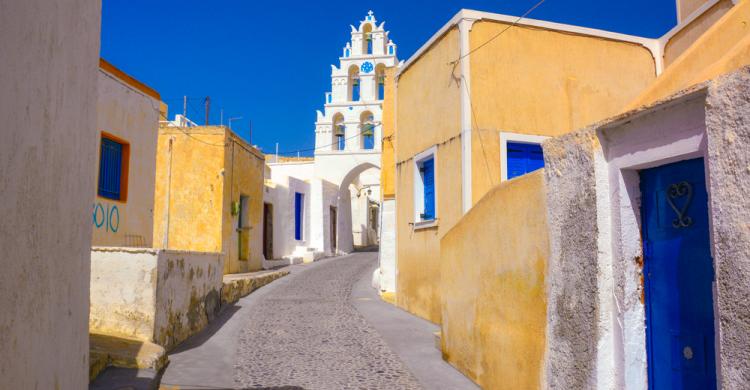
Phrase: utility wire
[
  {"left": 448, "top": 0, "right": 547, "bottom": 67},
  {"left": 276, "top": 124, "right": 381, "bottom": 156}
]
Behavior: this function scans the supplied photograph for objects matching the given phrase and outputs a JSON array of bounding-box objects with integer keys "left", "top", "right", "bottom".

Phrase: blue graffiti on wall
[{"left": 92, "top": 202, "right": 120, "bottom": 233}]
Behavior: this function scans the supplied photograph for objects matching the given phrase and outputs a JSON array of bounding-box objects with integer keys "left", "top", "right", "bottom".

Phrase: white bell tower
[{"left": 314, "top": 10, "right": 399, "bottom": 153}]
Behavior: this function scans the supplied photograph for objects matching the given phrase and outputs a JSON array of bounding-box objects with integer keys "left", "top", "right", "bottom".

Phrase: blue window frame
[
  {"left": 420, "top": 158, "right": 435, "bottom": 220},
  {"left": 98, "top": 137, "right": 125, "bottom": 200},
  {"left": 294, "top": 192, "right": 303, "bottom": 240},
  {"left": 506, "top": 142, "right": 544, "bottom": 180}
]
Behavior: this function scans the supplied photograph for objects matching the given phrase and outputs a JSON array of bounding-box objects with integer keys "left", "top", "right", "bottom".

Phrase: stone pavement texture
[{"left": 161, "top": 252, "right": 476, "bottom": 389}]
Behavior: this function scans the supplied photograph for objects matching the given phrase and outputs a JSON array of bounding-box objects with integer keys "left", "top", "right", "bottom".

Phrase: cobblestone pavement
[{"left": 234, "top": 253, "right": 422, "bottom": 390}]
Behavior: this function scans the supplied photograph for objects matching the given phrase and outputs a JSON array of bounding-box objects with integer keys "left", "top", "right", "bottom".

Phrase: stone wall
[{"left": 90, "top": 248, "right": 223, "bottom": 350}]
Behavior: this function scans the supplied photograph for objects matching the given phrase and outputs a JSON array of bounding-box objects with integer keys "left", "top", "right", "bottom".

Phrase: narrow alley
[{"left": 156, "top": 252, "right": 477, "bottom": 390}]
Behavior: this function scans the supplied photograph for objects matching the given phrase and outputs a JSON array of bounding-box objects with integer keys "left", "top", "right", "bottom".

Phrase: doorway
[
  {"left": 330, "top": 206, "right": 337, "bottom": 255},
  {"left": 263, "top": 203, "right": 273, "bottom": 260},
  {"left": 640, "top": 158, "right": 716, "bottom": 389}
]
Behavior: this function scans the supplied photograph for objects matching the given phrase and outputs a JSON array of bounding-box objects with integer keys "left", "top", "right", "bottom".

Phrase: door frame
[
  {"left": 597, "top": 93, "right": 720, "bottom": 386},
  {"left": 263, "top": 202, "right": 273, "bottom": 260}
]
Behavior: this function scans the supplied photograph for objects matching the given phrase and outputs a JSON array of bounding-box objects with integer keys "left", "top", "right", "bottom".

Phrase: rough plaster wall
[
  {"left": 94, "top": 70, "right": 160, "bottom": 247},
  {"left": 665, "top": 0, "right": 734, "bottom": 67},
  {"left": 89, "top": 249, "right": 158, "bottom": 340},
  {"left": 704, "top": 70, "right": 750, "bottom": 388},
  {"left": 542, "top": 129, "right": 601, "bottom": 389},
  {"left": 153, "top": 251, "right": 223, "bottom": 350},
  {"left": 0, "top": 1, "right": 101, "bottom": 388}
]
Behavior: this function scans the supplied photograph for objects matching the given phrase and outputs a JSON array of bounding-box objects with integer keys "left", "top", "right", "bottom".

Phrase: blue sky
[{"left": 101, "top": 0, "right": 676, "bottom": 156}]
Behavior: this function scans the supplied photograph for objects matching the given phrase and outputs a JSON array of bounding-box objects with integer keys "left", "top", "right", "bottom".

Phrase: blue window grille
[
  {"left": 294, "top": 192, "right": 303, "bottom": 240},
  {"left": 98, "top": 138, "right": 124, "bottom": 200},
  {"left": 506, "top": 142, "right": 544, "bottom": 180},
  {"left": 420, "top": 158, "right": 435, "bottom": 220}
]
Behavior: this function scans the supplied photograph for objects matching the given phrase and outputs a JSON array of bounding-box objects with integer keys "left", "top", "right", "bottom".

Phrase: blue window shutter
[
  {"left": 422, "top": 158, "right": 435, "bottom": 220},
  {"left": 98, "top": 138, "right": 123, "bottom": 200},
  {"left": 294, "top": 192, "right": 303, "bottom": 240},
  {"left": 507, "top": 142, "right": 544, "bottom": 179}
]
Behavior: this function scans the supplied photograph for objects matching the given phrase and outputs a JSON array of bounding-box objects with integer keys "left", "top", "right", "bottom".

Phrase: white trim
[
  {"left": 397, "top": 9, "right": 660, "bottom": 78},
  {"left": 413, "top": 145, "right": 438, "bottom": 224},
  {"left": 459, "top": 18, "right": 476, "bottom": 214},
  {"left": 499, "top": 132, "right": 550, "bottom": 181},
  {"left": 660, "top": 0, "right": 724, "bottom": 47}
]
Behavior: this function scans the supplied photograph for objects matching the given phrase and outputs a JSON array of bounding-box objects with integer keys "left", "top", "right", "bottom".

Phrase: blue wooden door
[
  {"left": 640, "top": 158, "right": 716, "bottom": 390},
  {"left": 507, "top": 142, "right": 544, "bottom": 180},
  {"left": 294, "top": 192, "right": 303, "bottom": 240}
]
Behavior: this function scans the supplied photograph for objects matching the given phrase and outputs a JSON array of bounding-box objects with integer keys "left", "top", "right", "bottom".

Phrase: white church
[{"left": 262, "top": 11, "right": 399, "bottom": 265}]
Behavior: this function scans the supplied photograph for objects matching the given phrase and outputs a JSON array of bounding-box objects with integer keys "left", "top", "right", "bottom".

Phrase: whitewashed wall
[{"left": 0, "top": 1, "right": 101, "bottom": 388}]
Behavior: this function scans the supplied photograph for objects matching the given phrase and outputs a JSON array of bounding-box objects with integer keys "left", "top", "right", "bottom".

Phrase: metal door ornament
[{"left": 667, "top": 181, "right": 694, "bottom": 228}]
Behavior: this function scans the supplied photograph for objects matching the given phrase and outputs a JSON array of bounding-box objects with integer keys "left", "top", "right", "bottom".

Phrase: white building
[{"left": 310, "top": 10, "right": 399, "bottom": 254}]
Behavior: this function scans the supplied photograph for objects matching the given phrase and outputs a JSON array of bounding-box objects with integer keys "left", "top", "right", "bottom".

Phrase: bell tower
[{"left": 314, "top": 10, "right": 399, "bottom": 153}]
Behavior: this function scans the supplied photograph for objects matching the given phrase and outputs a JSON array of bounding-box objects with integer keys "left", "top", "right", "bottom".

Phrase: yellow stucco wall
[
  {"left": 630, "top": 0, "right": 750, "bottom": 108},
  {"left": 440, "top": 171, "right": 548, "bottom": 389},
  {"left": 93, "top": 67, "right": 161, "bottom": 247},
  {"left": 665, "top": 0, "right": 734, "bottom": 67},
  {"left": 153, "top": 126, "right": 265, "bottom": 274},
  {"left": 468, "top": 20, "right": 657, "bottom": 201},
  {"left": 153, "top": 127, "right": 226, "bottom": 254},
  {"left": 395, "top": 28, "right": 462, "bottom": 323},
  {"left": 221, "top": 134, "right": 266, "bottom": 274},
  {"left": 380, "top": 66, "right": 397, "bottom": 200}
]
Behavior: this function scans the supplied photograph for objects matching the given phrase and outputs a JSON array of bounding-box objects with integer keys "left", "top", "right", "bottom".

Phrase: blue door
[
  {"left": 294, "top": 192, "right": 303, "bottom": 240},
  {"left": 507, "top": 142, "right": 544, "bottom": 180},
  {"left": 640, "top": 158, "right": 716, "bottom": 390}
]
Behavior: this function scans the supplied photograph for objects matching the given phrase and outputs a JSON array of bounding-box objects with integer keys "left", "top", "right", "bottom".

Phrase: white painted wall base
[{"left": 377, "top": 199, "right": 397, "bottom": 293}]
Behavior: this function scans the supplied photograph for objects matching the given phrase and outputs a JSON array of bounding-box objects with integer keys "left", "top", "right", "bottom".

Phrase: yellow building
[
  {"left": 153, "top": 123, "right": 266, "bottom": 274},
  {"left": 393, "top": 8, "right": 659, "bottom": 325},
  {"left": 94, "top": 59, "right": 164, "bottom": 247},
  {"left": 385, "top": 1, "right": 750, "bottom": 388}
]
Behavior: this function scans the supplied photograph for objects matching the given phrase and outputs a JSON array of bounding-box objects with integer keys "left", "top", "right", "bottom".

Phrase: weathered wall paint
[
  {"left": 542, "top": 68, "right": 750, "bottom": 389},
  {"left": 94, "top": 66, "right": 161, "bottom": 247},
  {"left": 0, "top": 1, "right": 101, "bottom": 387},
  {"left": 153, "top": 126, "right": 265, "bottom": 274},
  {"left": 678, "top": 0, "right": 714, "bottom": 21},
  {"left": 223, "top": 134, "right": 266, "bottom": 273},
  {"left": 440, "top": 171, "right": 548, "bottom": 389},
  {"left": 665, "top": 0, "right": 734, "bottom": 67},
  {"left": 630, "top": 0, "right": 750, "bottom": 108},
  {"left": 468, "top": 20, "right": 657, "bottom": 203},
  {"left": 90, "top": 248, "right": 223, "bottom": 351},
  {"left": 380, "top": 66, "right": 397, "bottom": 199}
]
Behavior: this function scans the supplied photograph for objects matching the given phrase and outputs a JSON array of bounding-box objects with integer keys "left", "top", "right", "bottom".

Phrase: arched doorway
[{"left": 335, "top": 162, "right": 380, "bottom": 254}]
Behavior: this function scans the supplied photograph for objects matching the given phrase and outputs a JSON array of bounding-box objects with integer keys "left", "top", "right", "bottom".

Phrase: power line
[
  {"left": 275, "top": 124, "right": 381, "bottom": 156},
  {"left": 448, "top": 0, "right": 547, "bottom": 67}
]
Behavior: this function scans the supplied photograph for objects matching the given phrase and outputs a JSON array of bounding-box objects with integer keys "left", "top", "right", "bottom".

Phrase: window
[
  {"left": 332, "top": 114, "right": 345, "bottom": 151},
  {"left": 388, "top": 45, "right": 394, "bottom": 55},
  {"left": 500, "top": 133, "right": 549, "bottom": 181},
  {"left": 97, "top": 134, "right": 129, "bottom": 201},
  {"left": 345, "top": 48, "right": 350, "bottom": 57},
  {"left": 294, "top": 192, "right": 304, "bottom": 240},
  {"left": 352, "top": 78, "right": 360, "bottom": 101},
  {"left": 413, "top": 147, "right": 437, "bottom": 224}
]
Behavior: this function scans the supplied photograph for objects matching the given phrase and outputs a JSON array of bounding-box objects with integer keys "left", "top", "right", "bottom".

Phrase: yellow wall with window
[
  {"left": 153, "top": 126, "right": 265, "bottom": 274},
  {"left": 394, "top": 17, "right": 657, "bottom": 324}
]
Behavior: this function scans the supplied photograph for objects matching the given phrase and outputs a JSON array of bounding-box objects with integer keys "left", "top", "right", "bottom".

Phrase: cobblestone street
[{"left": 161, "top": 252, "right": 476, "bottom": 390}]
